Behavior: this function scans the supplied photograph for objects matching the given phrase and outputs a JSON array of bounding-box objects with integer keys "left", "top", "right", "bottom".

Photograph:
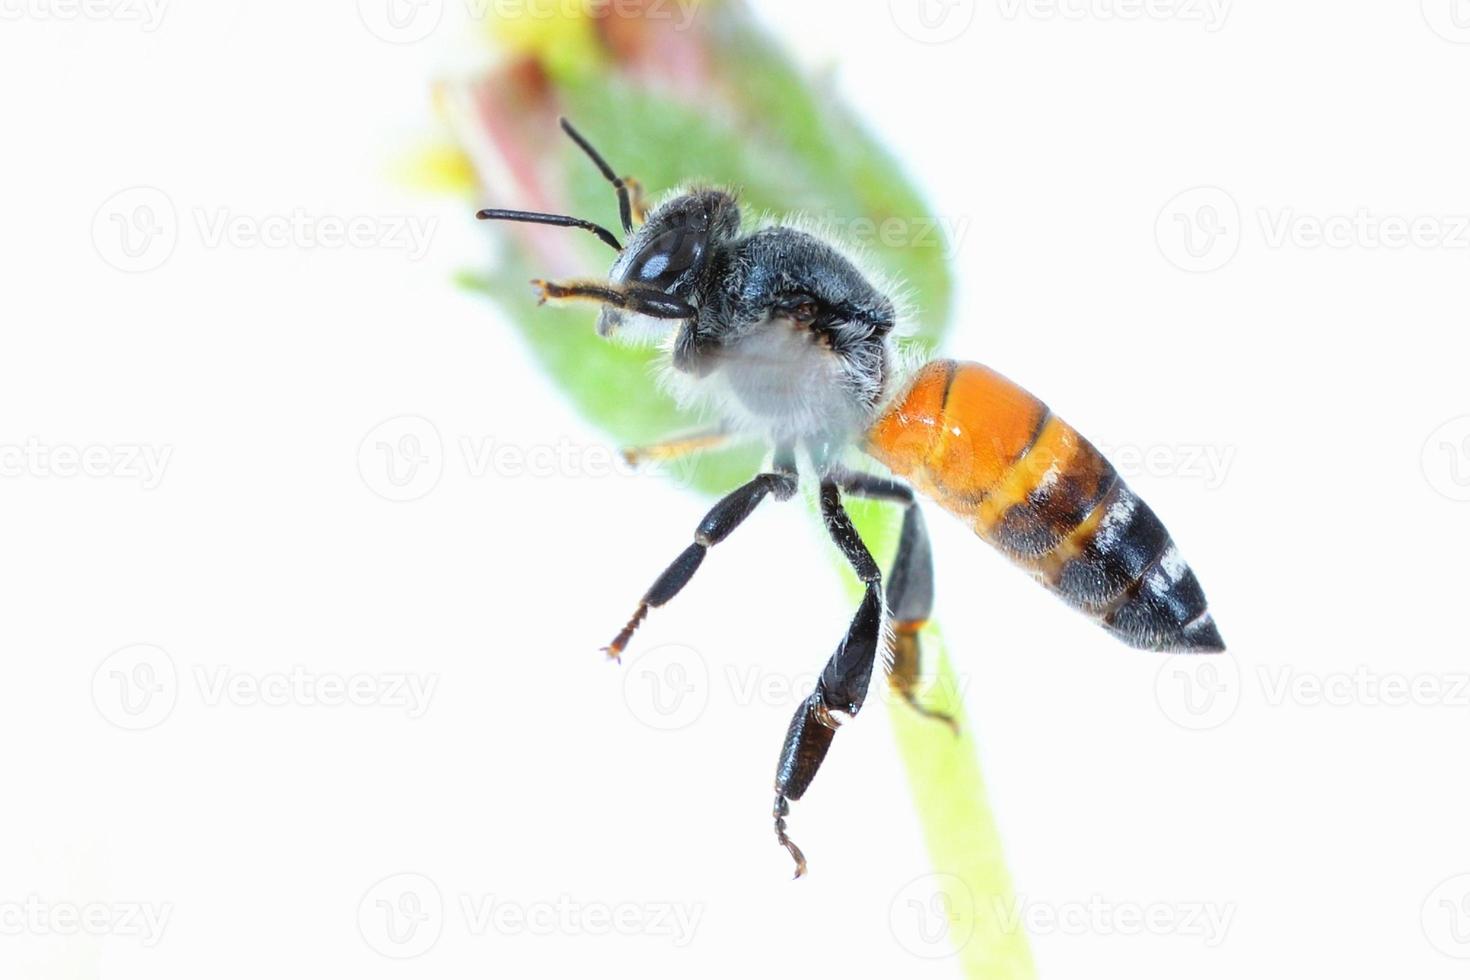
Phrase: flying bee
[{"left": 478, "top": 119, "right": 1225, "bottom": 878}]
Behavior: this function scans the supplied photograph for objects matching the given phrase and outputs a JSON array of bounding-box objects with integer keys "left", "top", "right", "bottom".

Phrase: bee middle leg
[
  {"left": 772, "top": 480, "right": 885, "bottom": 878},
  {"left": 603, "top": 446, "right": 798, "bottom": 660}
]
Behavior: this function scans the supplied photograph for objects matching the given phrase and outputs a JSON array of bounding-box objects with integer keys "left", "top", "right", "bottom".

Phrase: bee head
[{"left": 599, "top": 188, "right": 741, "bottom": 337}]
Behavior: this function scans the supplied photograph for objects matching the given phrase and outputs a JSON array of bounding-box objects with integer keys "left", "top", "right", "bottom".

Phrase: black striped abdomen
[
  {"left": 866, "top": 360, "right": 1224, "bottom": 653},
  {"left": 1030, "top": 476, "right": 1223, "bottom": 652}
]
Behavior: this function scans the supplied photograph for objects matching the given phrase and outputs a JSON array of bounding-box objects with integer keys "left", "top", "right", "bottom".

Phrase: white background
[{"left": 2, "top": 1, "right": 1469, "bottom": 977}]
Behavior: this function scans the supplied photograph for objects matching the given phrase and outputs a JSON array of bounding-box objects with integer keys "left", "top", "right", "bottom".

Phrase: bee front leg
[{"left": 529, "top": 279, "right": 695, "bottom": 319}]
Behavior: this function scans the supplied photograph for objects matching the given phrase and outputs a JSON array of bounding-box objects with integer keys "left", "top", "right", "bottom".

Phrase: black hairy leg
[
  {"left": 530, "top": 278, "right": 696, "bottom": 320},
  {"left": 603, "top": 448, "right": 798, "bottom": 661},
  {"left": 833, "top": 469, "right": 955, "bottom": 733},
  {"left": 771, "top": 479, "right": 886, "bottom": 877}
]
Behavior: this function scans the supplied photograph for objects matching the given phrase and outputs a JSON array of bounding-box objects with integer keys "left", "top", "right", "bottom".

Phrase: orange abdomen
[{"left": 865, "top": 360, "right": 1223, "bottom": 652}]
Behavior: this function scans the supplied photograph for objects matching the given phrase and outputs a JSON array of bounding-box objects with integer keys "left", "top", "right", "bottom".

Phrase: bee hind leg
[{"left": 833, "top": 470, "right": 957, "bottom": 733}]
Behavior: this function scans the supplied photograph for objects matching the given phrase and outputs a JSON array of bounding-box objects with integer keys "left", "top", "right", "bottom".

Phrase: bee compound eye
[{"left": 631, "top": 224, "right": 705, "bottom": 290}]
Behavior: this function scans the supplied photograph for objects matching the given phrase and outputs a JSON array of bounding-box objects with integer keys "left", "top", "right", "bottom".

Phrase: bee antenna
[
  {"left": 475, "top": 208, "right": 623, "bottom": 253},
  {"left": 559, "top": 117, "right": 634, "bottom": 236}
]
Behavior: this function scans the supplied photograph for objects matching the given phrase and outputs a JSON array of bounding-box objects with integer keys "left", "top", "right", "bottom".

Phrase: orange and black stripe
[{"left": 865, "top": 359, "right": 1224, "bottom": 652}]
